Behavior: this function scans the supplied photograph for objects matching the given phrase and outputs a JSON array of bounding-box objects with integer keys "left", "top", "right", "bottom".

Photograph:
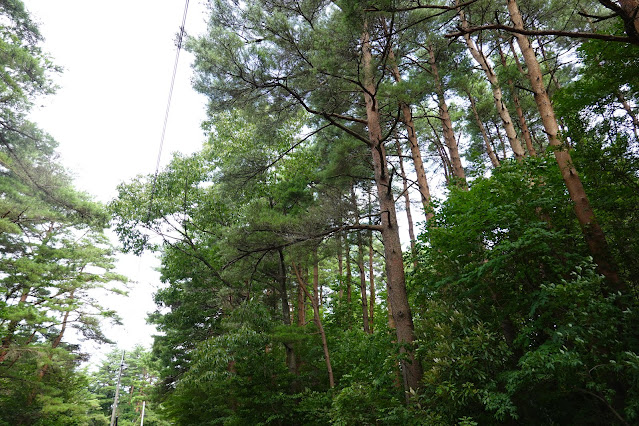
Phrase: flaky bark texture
[
  {"left": 603, "top": 0, "right": 639, "bottom": 42},
  {"left": 428, "top": 44, "right": 468, "bottom": 189},
  {"left": 508, "top": 0, "right": 625, "bottom": 293},
  {"left": 621, "top": 0, "right": 639, "bottom": 34},
  {"left": 362, "top": 23, "right": 422, "bottom": 392}
]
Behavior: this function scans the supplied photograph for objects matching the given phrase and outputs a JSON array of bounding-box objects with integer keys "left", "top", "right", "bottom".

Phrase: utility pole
[{"left": 110, "top": 351, "right": 125, "bottom": 426}]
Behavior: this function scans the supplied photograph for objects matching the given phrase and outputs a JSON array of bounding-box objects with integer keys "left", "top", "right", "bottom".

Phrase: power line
[{"left": 147, "top": 0, "right": 190, "bottom": 219}]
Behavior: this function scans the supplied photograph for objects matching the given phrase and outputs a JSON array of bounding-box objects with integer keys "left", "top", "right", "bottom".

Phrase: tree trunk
[
  {"left": 617, "top": 90, "right": 639, "bottom": 139},
  {"left": 297, "top": 278, "right": 305, "bottom": 326},
  {"left": 0, "top": 287, "right": 30, "bottom": 363},
  {"left": 396, "top": 138, "right": 419, "bottom": 267},
  {"left": 497, "top": 41, "right": 537, "bottom": 156},
  {"left": 278, "top": 248, "right": 298, "bottom": 376},
  {"left": 427, "top": 118, "right": 454, "bottom": 184},
  {"left": 619, "top": 0, "right": 639, "bottom": 40},
  {"left": 386, "top": 40, "right": 434, "bottom": 217},
  {"left": 467, "top": 91, "right": 501, "bottom": 168},
  {"left": 508, "top": 37, "right": 545, "bottom": 153},
  {"left": 368, "top": 189, "right": 375, "bottom": 333},
  {"left": 538, "top": 40, "right": 562, "bottom": 93},
  {"left": 36, "top": 291, "right": 74, "bottom": 381},
  {"left": 457, "top": 3, "right": 525, "bottom": 159},
  {"left": 293, "top": 260, "right": 334, "bottom": 388},
  {"left": 362, "top": 22, "right": 422, "bottom": 392},
  {"left": 498, "top": 122, "right": 509, "bottom": 159},
  {"left": 352, "top": 186, "right": 370, "bottom": 333},
  {"left": 507, "top": 0, "right": 625, "bottom": 293},
  {"left": 428, "top": 43, "right": 468, "bottom": 188},
  {"left": 337, "top": 231, "right": 344, "bottom": 299},
  {"left": 278, "top": 248, "right": 291, "bottom": 325},
  {"left": 345, "top": 231, "right": 352, "bottom": 305}
]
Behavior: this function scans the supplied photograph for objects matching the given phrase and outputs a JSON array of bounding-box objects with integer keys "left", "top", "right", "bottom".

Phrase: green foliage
[
  {"left": 87, "top": 346, "right": 169, "bottom": 426},
  {"left": 160, "top": 302, "right": 296, "bottom": 425},
  {"left": 106, "top": 0, "right": 639, "bottom": 424},
  {"left": 0, "top": 346, "right": 105, "bottom": 425},
  {"left": 0, "top": 0, "right": 59, "bottom": 118},
  {"left": 411, "top": 157, "right": 639, "bottom": 424},
  {"left": 157, "top": 299, "right": 415, "bottom": 426},
  {"left": 0, "top": 2, "right": 129, "bottom": 423},
  {"left": 554, "top": 36, "right": 639, "bottom": 286}
]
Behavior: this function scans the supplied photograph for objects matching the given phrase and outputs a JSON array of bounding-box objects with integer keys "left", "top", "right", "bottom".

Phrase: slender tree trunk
[
  {"left": 492, "top": 121, "right": 508, "bottom": 160},
  {"left": 497, "top": 41, "right": 537, "bottom": 156},
  {"left": 278, "top": 248, "right": 291, "bottom": 325},
  {"left": 617, "top": 90, "right": 639, "bottom": 139},
  {"left": 352, "top": 186, "right": 370, "bottom": 333},
  {"left": 467, "top": 92, "right": 501, "bottom": 168},
  {"left": 368, "top": 189, "right": 375, "bottom": 333},
  {"left": 457, "top": 3, "right": 525, "bottom": 159},
  {"left": 36, "top": 291, "right": 74, "bottom": 381},
  {"left": 315, "top": 264, "right": 334, "bottom": 388},
  {"left": 428, "top": 118, "right": 453, "bottom": 184},
  {"left": 385, "top": 39, "right": 434, "bottom": 217},
  {"left": 293, "top": 260, "right": 334, "bottom": 388},
  {"left": 51, "top": 297, "right": 71, "bottom": 351},
  {"left": 507, "top": 0, "right": 625, "bottom": 293},
  {"left": 26, "top": 289, "right": 76, "bottom": 408},
  {"left": 297, "top": 279, "right": 305, "bottom": 326},
  {"left": 508, "top": 37, "right": 526, "bottom": 74},
  {"left": 369, "top": 231, "right": 375, "bottom": 333},
  {"left": 337, "top": 231, "right": 344, "bottom": 299},
  {"left": 396, "top": 138, "right": 418, "bottom": 267},
  {"left": 345, "top": 232, "right": 352, "bottom": 305},
  {"left": 278, "top": 248, "right": 298, "bottom": 375},
  {"left": 362, "top": 22, "right": 422, "bottom": 392},
  {"left": 0, "top": 287, "right": 30, "bottom": 363},
  {"left": 539, "top": 41, "right": 561, "bottom": 92},
  {"left": 508, "top": 36, "right": 546, "bottom": 153},
  {"left": 357, "top": 241, "right": 369, "bottom": 334},
  {"left": 428, "top": 43, "right": 467, "bottom": 188}
]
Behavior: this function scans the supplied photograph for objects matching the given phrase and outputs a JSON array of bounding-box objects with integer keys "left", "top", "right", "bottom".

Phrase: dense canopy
[{"left": 2, "top": 0, "right": 639, "bottom": 424}]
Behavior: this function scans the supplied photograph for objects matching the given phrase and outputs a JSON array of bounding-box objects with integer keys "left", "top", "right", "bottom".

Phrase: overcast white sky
[{"left": 23, "top": 1, "right": 210, "bottom": 360}]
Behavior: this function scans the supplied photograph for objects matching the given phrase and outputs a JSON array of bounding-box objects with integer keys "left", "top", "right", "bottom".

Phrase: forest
[{"left": 2, "top": 0, "right": 639, "bottom": 424}]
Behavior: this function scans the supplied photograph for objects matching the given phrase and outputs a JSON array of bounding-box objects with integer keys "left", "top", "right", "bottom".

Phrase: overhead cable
[{"left": 147, "top": 0, "right": 190, "bottom": 219}]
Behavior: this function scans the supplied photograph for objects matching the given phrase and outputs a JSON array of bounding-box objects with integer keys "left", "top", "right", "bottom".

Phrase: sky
[
  {"left": 19, "top": 0, "right": 429, "bottom": 366},
  {"left": 23, "top": 0, "right": 210, "bottom": 360}
]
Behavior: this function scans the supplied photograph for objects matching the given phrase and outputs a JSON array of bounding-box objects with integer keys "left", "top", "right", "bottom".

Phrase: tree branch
[
  {"left": 446, "top": 23, "right": 639, "bottom": 45},
  {"left": 223, "top": 223, "right": 384, "bottom": 269}
]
